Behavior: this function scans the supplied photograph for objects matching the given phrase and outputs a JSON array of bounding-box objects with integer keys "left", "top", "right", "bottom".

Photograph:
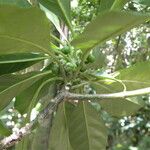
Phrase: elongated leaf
[
  {"left": 0, "top": 53, "right": 48, "bottom": 75},
  {"left": 39, "top": 4, "right": 67, "bottom": 40},
  {"left": 49, "top": 102, "right": 73, "bottom": 150},
  {"left": 15, "top": 79, "right": 44, "bottom": 114},
  {"left": 0, "top": 0, "right": 31, "bottom": 8},
  {"left": 0, "top": 120, "right": 11, "bottom": 136},
  {"left": 0, "top": 71, "right": 51, "bottom": 111},
  {"left": 68, "top": 102, "right": 108, "bottom": 150},
  {"left": 38, "top": 0, "right": 72, "bottom": 31},
  {"left": 0, "top": 5, "right": 51, "bottom": 54},
  {"left": 72, "top": 11, "right": 150, "bottom": 52}
]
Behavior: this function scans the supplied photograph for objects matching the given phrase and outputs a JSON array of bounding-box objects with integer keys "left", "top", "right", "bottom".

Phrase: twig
[
  {"left": 66, "top": 87, "right": 150, "bottom": 101},
  {"left": 0, "top": 123, "right": 33, "bottom": 150}
]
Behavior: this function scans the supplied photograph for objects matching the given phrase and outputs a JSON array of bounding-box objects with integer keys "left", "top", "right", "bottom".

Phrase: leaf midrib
[
  {"left": 0, "top": 56, "right": 49, "bottom": 64},
  {"left": 0, "top": 35, "right": 50, "bottom": 55}
]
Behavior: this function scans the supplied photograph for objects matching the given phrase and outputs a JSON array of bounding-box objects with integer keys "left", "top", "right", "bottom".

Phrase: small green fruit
[
  {"left": 61, "top": 46, "right": 71, "bottom": 54},
  {"left": 86, "top": 54, "right": 96, "bottom": 63},
  {"left": 66, "top": 62, "right": 77, "bottom": 71},
  {"left": 80, "top": 66, "right": 86, "bottom": 72}
]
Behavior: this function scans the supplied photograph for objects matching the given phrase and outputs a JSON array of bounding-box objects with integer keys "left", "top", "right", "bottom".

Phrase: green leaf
[
  {"left": 0, "top": 120, "right": 11, "bottom": 136},
  {"left": 0, "top": 0, "right": 31, "bottom": 8},
  {"left": 38, "top": 0, "right": 72, "bottom": 32},
  {"left": 72, "top": 11, "right": 150, "bottom": 52},
  {"left": 14, "top": 79, "right": 44, "bottom": 114},
  {"left": 15, "top": 76, "right": 56, "bottom": 115},
  {"left": 100, "top": 97, "right": 145, "bottom": 117},
  {"left": 68, "top": 102, "right": 108, "bottom": 150},
  {"left": 0, "top": 53, "right": 48, "bottom": 75},
  {"left": 49, "top": 102, "right": 73, "bottom": 150},
  {"left": 39, "top": 4, "right": 67, "bottom": 40},
  {"left": 0, "top": 5, "right": 51, "bottom": 54},
  {"left": 0, "top": 71, "right": 51, "bottom": 111},
  {"left": 99, "top": 0, "right": 115, "bottom": 12},
  {"left": 111, "top": 0, "right": 130, "bottom": 10}
]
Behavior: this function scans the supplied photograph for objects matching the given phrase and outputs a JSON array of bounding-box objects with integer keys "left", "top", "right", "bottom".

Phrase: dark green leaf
[
  {"left": 0, "top": 5, "right": 51, "bottom": 54},
  {"left": 49, "top": 102, "right": 73, "bottom": 150},
  {"left": 38, "top": 0, "right": 72, "bottom": 31},
  {"left": 0, "top": 71, "right": 51, "bottom": 111},
  {"left": 67, "top": 102, "right": 108, "bottom": 150},
  {"left": 39, "top": 4, "right": 66, "bottom": 38},
  {"left": 0, "top": 53, "right": 48, "bottom": 75},
  {"left": 0, "top": 120, "right": 11, "bottom": 136},
  {"left": 15, "top": 79, "right": 44, "bottom": 114},
  {"left": 0, "top": 0, "right": 31, "bottom": 8},
  {"left": 14, "top": 76, "right": 54, "bottom": 115},
  {"left": 72, "top": 11, "right": 150, "bottom": 52}
]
